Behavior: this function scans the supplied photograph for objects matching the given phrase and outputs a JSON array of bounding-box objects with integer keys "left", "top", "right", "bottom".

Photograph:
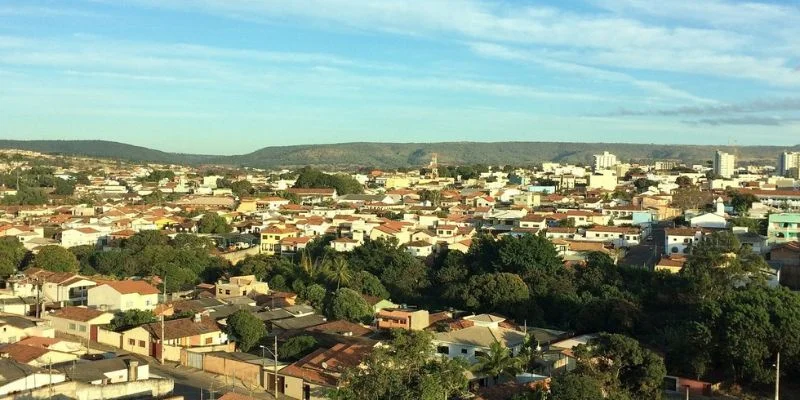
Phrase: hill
[
  {"left": 0, "top": 140, "right": 212, "bottom": 165},
  {"left": 1, "top": 140, "right": 797, "bottom": 169}
]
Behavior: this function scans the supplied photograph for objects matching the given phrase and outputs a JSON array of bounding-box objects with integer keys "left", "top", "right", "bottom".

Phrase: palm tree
[
  {"left": 326, "top": 256, "right": 352, "bottom": 290},
  {"left": 472, "top": 341, "right": 524, "bottom": 385},
  {"left": 298, "top": 248, "right": 329, "bottom": 283}
]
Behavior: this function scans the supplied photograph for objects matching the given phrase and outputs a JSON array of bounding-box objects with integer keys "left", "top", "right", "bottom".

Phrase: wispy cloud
[
  {"left": 606, "top": 98, "right": 800, "bottom": 116},
  {"left": 683, "top": 116, "right": 800, "bottom": 126},
  {"left": 0, "top": 5, "right": 104, "bottom": 18}
]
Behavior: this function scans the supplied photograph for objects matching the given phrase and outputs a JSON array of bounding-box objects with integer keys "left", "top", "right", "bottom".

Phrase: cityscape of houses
[{"left": 0, "top": 146, "right": 798, "bottom": 400}]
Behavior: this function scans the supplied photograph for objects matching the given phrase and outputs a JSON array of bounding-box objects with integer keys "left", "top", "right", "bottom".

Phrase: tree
[
  {"left": 197, "top": 213, "right": 230, "bottom": 234},
  {"left": 729, "top": 191, "right": 759, "bottom": 214},
  {"left": 301, "top": 284, "right": 327, "bottom": 309},
  {"left": 348, "top": 270, "right": 389, "bottom": 298},
  {"left": 228, "top": 180, "right": 254, "bottom": 198},
  {"left": 279, "top": 335, "right": 318, "bottom": 361},
  {"left": 472, "top": 341, "right": 525, "bottom": 385},
  {"left": 549, "top": 373, "right": 604, "bottom": 400},
  {"left": 327, "top": 288, "right": 373, "bottom": 323},
  {"left": 556, "top": 218, "right": 575, "bottom": 228},
  {"left": 583, "top": 333, "right": 667, "bottom": 400},
  {"left": 52, "top": 177, "right": 76, "bottom": 195},
  {"left": 109, "top": 309, "right": 157, "bottom": 331},
  {"left": 675, "top": 175, "right": 692, "bottom": 188},
  {"left": 326, "top": 257, "right": 352, "bottom": 290},
  {"left": 125, "top": 230, "right": 169, "bottom": 252},
  {"left": 332, "top": 330, "right": 468, "bottom": 400},
  {"left": 0, "top": 237, "right": 26, "bottom": 277},
  {"left": 30, "top": 245, "right": 80, "bottom": 272},
  {"left": 460, "top": 273, "right": 529, "bottom": 312},
  {"left": 633, "top": 178, "right": 657, "bottom": 193},
  {"left": 227, "top": 309, "right": 267, "bottom": 352}
]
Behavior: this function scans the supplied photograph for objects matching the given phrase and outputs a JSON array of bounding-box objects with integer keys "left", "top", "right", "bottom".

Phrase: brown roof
[
  {"left": 280, "top": 343, "right": 373, "bottom": 387},
  {"left": 16, "top": 336, "right": 60, "bottom": 349},
  {"left": 586, "top": 226, "right": 641, "bottom": 234},
  {"left": 305, "top": 320, "right": 373, "bottom": 337},
  {"left": 218, "top": 393, "right": 259, "bottom": 400},
  {"left": 0, "top": 343, "right": 49, "bottom": 364},
  {"left": 657, "top": 256, "right": 687, "bottom": 268},
  {"left": 49, "top": 306, "right": 108, "bottom": 322},
  {"left": 287, "top": 188, "right": 336, "bottom": 195},
  {"left": 772, "top": 241, "right": 800, "bottom": 253},
  {"left": 665, "top": 227, "right": 703, "bottom": 237},
  {"left": 102, "top": 280, "right": 160, "bottom": 295},
  {"left": 143, "top": 317, "right": 221, "bottom": 340}
]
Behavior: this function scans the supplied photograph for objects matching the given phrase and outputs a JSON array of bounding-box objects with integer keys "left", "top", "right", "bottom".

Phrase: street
[{"left": 618, "top": 221, "right": 671, "bottom": 270}]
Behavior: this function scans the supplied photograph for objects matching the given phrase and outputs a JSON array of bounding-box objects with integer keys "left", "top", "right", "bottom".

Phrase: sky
[{"left": 1, "top": 0, "right": 799, "bottom": 155}]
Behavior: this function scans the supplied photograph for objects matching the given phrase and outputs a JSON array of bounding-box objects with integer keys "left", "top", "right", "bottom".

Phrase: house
[
  {"left": 405, "top": 240, "right": 434, "bottom": 258},
  {"left": 771, "top": 241, "right": 800, "bottom": 289},
  {"left": 215, "top": 275, "right": 269, "bottom": 301},
  {"left": 260, "top": 226, "right": 301, "bottom": 255},
  {"left": 286, "top": 188, "right": 338, "bottom": 204},
  {"left": 0, "top": 359, "right": 67, "bottom": 395},
  {"left": 60, "top": 227, "right": 106, "bottom": 248},
  {"left": 58, "top": 356, "right": 148, "bottom": 385},
  {"left": 655, "top": 256, "right": 687, "bottom": 274},
  {"left": 689, "top": 199, "right": 728, "bottom": 229},
  {"left": 376, "top": 308, "right": 429, "bottom": 331},
  {"left": 8, "top": 269, "right": 97, "bottom": 307},
  {"left": 433, "top": 314, "right": 526, "bottom": 366},
  {"left": 330, "top": 237, "right": 360, "bottom": 252},
  {"left": 0, "top": 342, "right": 79, "bottom": 366},
  {"left": 87, "top": 280, "right": 160, "bottom": 312},
  {"left": 0, "top": 314, "right": 54, "bottom": 344},
  {"left": 278, "top": 343, "right": 373, "bottom": 400},
  {"left": 122, "top": 315, "right": 227, "bottom": 361},
  {"left": 42, "top": 306, "right": 114, "bottom": 341},
  {"left": 362, "top": 295, "right": 398, "bottom": 314},
  {"left": 584, "top": 226, "right": 641, "bottom": 248},
  {"left": 664, "top": 227, "right": 707, "bottom": 256},
  {"left": 768, "top": 213, "right": 800, "bottom": 245}
]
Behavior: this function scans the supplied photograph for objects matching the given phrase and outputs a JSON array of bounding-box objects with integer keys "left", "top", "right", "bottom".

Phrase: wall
[
  {"left": 97, "top": 327, "right": 122, "bottom": 348},
  {"left": 0, "top": 373, "right": 67, "bottom": 396},
  {"left": 218, "top": 246, "right": 260, "bottom": 264},
  {"left": 203, "top": 353, "right": 263, "bottom": 389},
  {"left": 0, "top": 379, "right": 174, "bottom": 400},
  {"left": 120, "top": 327, "right": 151, "bottom": 357},
  {"left": 281, "top": 375, "right": 328, "bottom": 400},
  {"left": 87, "top": 285, "right": 121, "bottom": 311}
]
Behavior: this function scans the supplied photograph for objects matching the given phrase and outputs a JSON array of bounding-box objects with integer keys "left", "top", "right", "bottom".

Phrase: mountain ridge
[{"left": 1, "top": 139, "right": 797, "bottom": 169}]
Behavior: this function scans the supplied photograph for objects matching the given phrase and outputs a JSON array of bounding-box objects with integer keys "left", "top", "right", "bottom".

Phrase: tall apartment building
[
  {"left": 713, "top": 151, "right": 735, "bottom": 178},
  {"left": 779, "top": 152, "right": 800, "bottom": 178},
  {"left": 593, "top": 151, "right": 619, "bottom": 171}
]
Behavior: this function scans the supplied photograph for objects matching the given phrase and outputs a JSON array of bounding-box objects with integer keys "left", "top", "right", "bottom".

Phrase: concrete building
[
  {"left": 593, "top": 151, "right": 619, "bottom": 171},
  {"left": 376, "top": 308, "right": 429, "bottom": 331},
  {"left": 714, "top": 150, "right": 736, "bottom": 179},
  {"left": 779, "top": 152, "right": 800, "bottom": 178},
  {"left": 87, "top": 281, "right": 160, "bottom": 312},
  {"left": 768, "top": 213, "right": 800, "bottom": 245},
  {"left": 215, "top": 275, "right": 269, "bottom": 301}
]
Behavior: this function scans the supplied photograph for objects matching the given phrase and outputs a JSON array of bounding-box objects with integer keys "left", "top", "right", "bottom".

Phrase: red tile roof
[
  {"left": 49, "top": 306, "right": 109, "bottom": 322},
  {"left": 101, "top": 280, "right": 160, "bottom": 295},
  {"left": 280, "top": 343, "right": 373, "bottom": 387}
]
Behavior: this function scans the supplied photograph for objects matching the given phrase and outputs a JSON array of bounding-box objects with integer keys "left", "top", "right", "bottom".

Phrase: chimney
[
  {"left": 127, "top": 360, "right": 139, "bottom": 382},
  {"left": 193, "top": 313, "right": 202, "bottom": 323}
]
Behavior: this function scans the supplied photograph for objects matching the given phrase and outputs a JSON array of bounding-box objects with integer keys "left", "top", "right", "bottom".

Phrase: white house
[
  {"left": 433, "top": 314, "right": 526, "bottom": 365},
  {"left": 330, "top": 237, "right": 361, "bottom": 252},
  {"left": 664, "top": 228, "right": 707, "bottom": 255},
  {"left": 689, "top": 197, "right": 728, "bottom": 229},
  {"left": 0, "top": 359, "right": 66, "bottom": 395},
  {"left": 87, "top": 281, "right": 160, "bottom": 312},
  {"left": 60, "top": 227, "right": 105, "bottom": 248},
  {"left": 405, "top": 241, "right": 433, "bottom": 258}
]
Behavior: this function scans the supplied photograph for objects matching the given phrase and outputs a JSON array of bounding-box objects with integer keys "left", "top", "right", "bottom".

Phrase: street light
[{"left": 260, "top": 334, "right": 279, "bottom": 399}]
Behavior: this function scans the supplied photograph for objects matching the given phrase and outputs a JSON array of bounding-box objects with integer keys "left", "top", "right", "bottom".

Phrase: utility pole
[
  {"left": 160, "top": 275, "right": 166, "bottom": 365},
  {"left": 274, "top": 334, "right": 279, "bottom": 399},
  {"left": 775, "top": 351, "right": 780, "bottom": 400}
]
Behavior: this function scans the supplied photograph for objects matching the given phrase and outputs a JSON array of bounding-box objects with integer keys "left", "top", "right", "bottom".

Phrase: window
[
  {"left": 205, "top": 337, "right": 213, "bottom": 345},
  {"left": 225, "top": 290, "right": 231, "bottom": 295},
  {"left": 138, "top": 340, "right": 146, "bottom": 347},
  {"left": 475, "top": 351, "right": 486, "bottom": 358},
  {"left": 69, "top": 323, "right": 76, "bottom": 330},
  {"left": 218, "top": 289, "right": 223, "bottom": 294},
  {"left": 460, "top": 348, "right": 468, "bottom": 354},
  {"left": 128, "top": 338, "right": 136, "bottom": 346},
  {"left": 671, "top": 247, "right": 679, "bottom": 253},
  {"left": 78, "top": 325, "right": 87, "bottom": 332}
]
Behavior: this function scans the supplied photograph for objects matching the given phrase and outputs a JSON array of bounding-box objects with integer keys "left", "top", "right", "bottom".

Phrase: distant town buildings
[
  {"left": 592, "top": 151, "right": 619, "bottom": 171},
  {"left": 713, "top": 150, "right": 735, "bottom": 178}
]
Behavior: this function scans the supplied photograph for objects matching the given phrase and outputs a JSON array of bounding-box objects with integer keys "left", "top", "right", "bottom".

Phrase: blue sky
[{"left": 1, "top": 0, "right": 798, "bottom": 154}]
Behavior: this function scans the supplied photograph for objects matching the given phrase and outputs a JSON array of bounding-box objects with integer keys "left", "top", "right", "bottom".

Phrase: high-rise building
[
  {"left": 593, "top": 151, "right": 619, "bottom": 171},
  {"left": 779, "top": 152, "right": 800, "bottom": 177},
  {"left": 713, "top": 150, "right": 735, "bottom": 178}
]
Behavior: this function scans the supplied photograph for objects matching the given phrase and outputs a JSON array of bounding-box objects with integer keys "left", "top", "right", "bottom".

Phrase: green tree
[
  {"left": 327, "top": 288, "right": 373, "bottom": 323},
  {"left": 675, "top": 175, "right": 693, "bottom": 188},
  {"left": 326, "top": 256, "right": 352, "bottom": 290},
  {"left": 472, "top": 341, "right": 525, "bottom": 385},
  {"left": 729, "top": 191, "right": 759, "bottom": 214},
  {"left": 332, "top": 330, "right": 468, "bottom": 400},
  {"left": 229, "top": 180, "right": 254, "bottom": 198},
  {"left": 279, "top": 335, "right": 318, "bottom": 361},
  {"left": 301, "top": 284, "right": 327, "bottom": 309},
  {"left": 460, "top": 272, "right": 529, "bottom": 312},
  {"left": 347, "top": 270, "right": 389, "bottom": 298},
  {"left": 125, "top": 230, "right": 169, "bottom": 252},
  {"left": 0, "top": 237, "right": 26, "bottom": 277},
  {"left": 197, "top": 213, "right": 231, "bottom": 234},
  {"left": 109, "top": 309, "right": 157, "bottom": 331},
  {"left": 584, "top": 333, "right": 667, "bottom": 400},
  {"left": 227, "top": 309, "right": 267, "bottom": 352},
  {"left": 53, "top": 177, "right": 76, "bottom": 195},
  {"left": 30, "top": 245, "right": 80, "bottom": 272},
  {"left": 549, "top": 373, "right": 604, "bottom": 400}
]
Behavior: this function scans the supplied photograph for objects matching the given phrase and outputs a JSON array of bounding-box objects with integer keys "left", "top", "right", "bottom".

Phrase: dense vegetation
[
  {"left": 237, "top": 232, "right": 799, "bottom": 395},
  {"left": 292, "top": 167, "right": 364, "bottom": 195},
  {"left": 2, "top": 140, "right": 797, "bottom": 168}
]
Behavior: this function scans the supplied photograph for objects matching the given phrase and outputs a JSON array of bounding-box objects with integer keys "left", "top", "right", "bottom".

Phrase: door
[
  {"left": 90, "top": 325, "right": 99, "bottom": 341},
  {"left": 187, "top": 351, "right": 203, "bottom": 369}
]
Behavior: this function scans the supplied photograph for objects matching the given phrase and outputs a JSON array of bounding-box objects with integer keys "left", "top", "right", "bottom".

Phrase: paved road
[{"left": 618, "top": 221, "right": 672, "bottom": 270}]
